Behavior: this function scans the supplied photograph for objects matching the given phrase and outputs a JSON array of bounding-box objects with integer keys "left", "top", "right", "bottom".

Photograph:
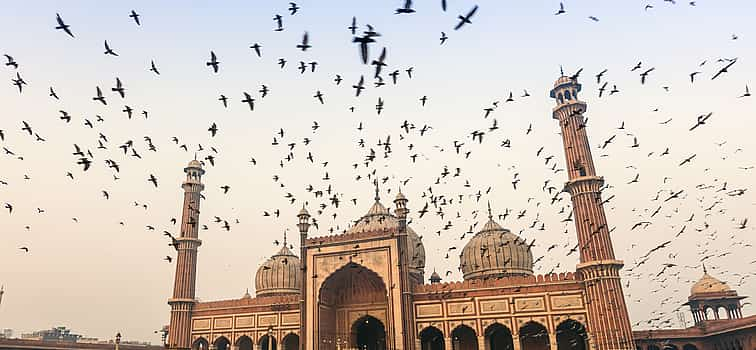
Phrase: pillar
[
  {"left": 549, "top": 332, "right": 558, "bottom": 350},
  {"left": 445, "top": 337, "right": 452, "bottom": 350},
  {"left": 477, "top": 336, "right": 485, "bottom": 350}
]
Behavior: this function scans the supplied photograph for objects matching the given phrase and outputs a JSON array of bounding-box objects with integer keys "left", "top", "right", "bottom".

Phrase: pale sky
[{"left": 0, "top": 0, "right": 755, "bottom": 344}]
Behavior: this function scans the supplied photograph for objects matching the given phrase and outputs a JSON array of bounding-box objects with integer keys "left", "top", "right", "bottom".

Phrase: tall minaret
[
  {"left": 550, "top": 75, "right": 635, "bottom": 350},
  {"left": 167, "top": 159, "right": 205, "bottom": 350},
  {"left": 394, "top": 188, "right": 416, "bottom": 350},
  {"left": 296, "top": 205, "right": 311, "bottom": 350}
]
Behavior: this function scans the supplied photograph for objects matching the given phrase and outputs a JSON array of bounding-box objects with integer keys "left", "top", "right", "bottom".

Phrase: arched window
[
  {"left": 192, "top": 338, "right": 209, "bottom": 350},
  {"left": 558, "top": 93, "right": 564, "bottom": 104},
  {"left": 556, "top": 319, "right": 587, "bottom": 350},
  {"left": 451, "top": 325, "right": 477, "bottom": 350},
  {"left": 419, "top": 326, "right": 445, "bottom": 350},
  {"left": 485, "top": 323, "right": 514, "bottom": 350},
  {"left": 281, "top": 334, "right": 299, "bottom": 350},
  {"left": 564, "top": 90, "right": 572, "bottom": 100},
  {"left": 236, "top": 336, "right": 253, "bottom": 350},
  {"left": 705, "top": 307, "right": 715, "bottom": 320},
  {"left": 214, "top": 337, "right": 231, "bottom": 350},
  {"left": 520, "top": 322, "right": 549, "bottom": 350},
  {"left": 258, "top": 334, "right": 276, "bottom": 350}
]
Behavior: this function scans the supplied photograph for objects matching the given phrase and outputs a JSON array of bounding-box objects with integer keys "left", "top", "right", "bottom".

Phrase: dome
[
  {"left": 460, "top": 217, "right": 533, "bottom": 280},
  {"left": 346, "top": 198, "right": 425, "bottom": 277},
  {"left": 187, "top": 159, "right": 202, "bottom": 168},
  {"left": 255, "top": 243, "right": 301, "bottom": 297},
  {"left": 691, "top": 272, "right": 732, "bottom": 295}
]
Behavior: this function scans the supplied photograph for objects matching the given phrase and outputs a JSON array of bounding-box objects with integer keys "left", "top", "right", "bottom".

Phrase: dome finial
[
  {"left": 374, "top": 178, "right": 380, "bottom": 202},
  {"left": 283, "top": 229, "right": 288, "bottom": 246},
  {"left": 702, "top": 262, "right": 707, "bottom": 274},
  {"left": 560, "top": 65, "right": 564, "bottom": 77},
  {"left": 487, "top": 201, "right": 493, "bottom": 220}
]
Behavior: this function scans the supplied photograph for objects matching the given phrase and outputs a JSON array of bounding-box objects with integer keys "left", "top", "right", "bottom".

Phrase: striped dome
[
  {"left": 255, "top": 244, "right": 301, "bottom": 297},
  {"left": 460, "top": 218, "right": 533, "bottom": 280}
]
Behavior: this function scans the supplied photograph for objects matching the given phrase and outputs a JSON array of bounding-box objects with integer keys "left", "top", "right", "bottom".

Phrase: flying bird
[
  {"left": 55, "top": 13, "right": 74, "bottom": 38},
  {"left": 129, "top": 10, "right": 141, "bottom": 25},
  {"left": 103, "top": 40, "right": 118, "bottom": 56},
  {"left": 206, "top": 51, "right": 220, "bottom": 73},
  {"left": 454, "top": 5, "right": 479, "bottom": 30},
  {"left": 395, "top": 0, "right": 416, "bottom": 14},
  {"left": 296, "top": 32, "right": 311, "bottom": 51}
]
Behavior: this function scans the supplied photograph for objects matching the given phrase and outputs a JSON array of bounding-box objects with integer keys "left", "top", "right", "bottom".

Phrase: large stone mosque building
[{"left": 162, "top": 76, "right": 756, "bottom": 350}]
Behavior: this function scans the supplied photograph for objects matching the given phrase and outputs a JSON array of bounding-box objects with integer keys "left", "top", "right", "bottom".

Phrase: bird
[
  {"left": 353, "top": 76, "right": 365, "bottom": 97},
  {"left": 440, "top": 32, "right": 448, "bottom": 45},
  {"left": 164, "top": 256, "right": 173, "bottom": 263},
  {"left": 103, "top": 41, "right": 118, "bottom": 56},
  {"left": 296, "top": 32, "right": 311, "bottom": 51},
  {"left": 353, "top": 34, "right": 377, "bottom": 64},
  {"left": 49, "top": 87, "right": 59, "bottom": 99},
  {"left": 273, "top": 14, "right": 283, "bottom": 31},
  {"left": 250, "top": 43, "right": 262, "bottom": 57},
  {"left": 19, "top": 247, "right": 29, "bottom": 253},
  {"left": 348, "top": 17, "right": 357, "bottom": 35},
  {"left": 129, "top": 10, "right": 141, "bottom": 25},
  {"left": 314, "top": 90, "right": 324, "bottom": 104},
  {"left": 420, "top": 96, "right": 428, "bottom": 106},
  {"left": 148, "top": 174, "right": 158, "bottom": 188},
  {"left": 55, "top": 13, "right": 75, "bottom": 38},
  {"left": 738, "top": 85, "right": 750, "bottom": 98},
  {"left": 640, "top": 68, "right": 655, "bottom": 84},
  {"left": 92, "top": 86, "right": 107, "bottom": 105},
  {"left": 206, "top": 51, "right": 220, "bottom": 73},
  {"left": 588, "top": 16, "right": 599, "bottom": 22},
  {"left": 149, "top": 60, "right": 160, "bottom": 75},
  {"left": 241, "top": 92, "right": 255, "bottom": 110},
  {"left": 208, "top": 123, "right": 218, "bottom": 137},
  {"left": 555, "top": 2, "right": 566, "bottom": 15},
  {"left": 689, "top": 71, "right": 701, "bottom": 83},
  {"left": 689, "top": 112, "right": 712, "bottom": 131},
  {"left": 288, "top": 2, "right": 300, "bottom": 15},
  {"left": 371, "top": 47, "right": 387, "bottom": 78},
  {"left": 454, "top": 5, "right": 479, "bottom": 30},
  {"left": 220, "top": 185, "right": 231, "bottom": 194},
  {"left": 219, "top": 94, "right": 228, "bottom": 107},
  {"left": 3, "top": 54, "right": 18, "bottom": 69},
  {"left": 112, "top": 77, "right": 125, "bottom": 98},
  {"left": 395, "top": 0, "right": 416, "bottom": 14},
  {"left": 711, "top": 59, "right": 737, "bottom": 80},
  {"left": 679, "top": 154, "right": 696, "bottom": 166}
]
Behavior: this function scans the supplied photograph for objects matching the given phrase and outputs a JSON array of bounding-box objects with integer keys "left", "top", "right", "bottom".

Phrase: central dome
[
  {"left": 255, "top": 242, "right": 301, "bottom": 297},
  {"left": 345, "top": 193, "right": 425, "bottom": 278},
  {"left": 460, "top": 215, "right": 533, "bottom": 280},
  {"left": 691, "top": 271, "right": 732, "bottom": 295}
]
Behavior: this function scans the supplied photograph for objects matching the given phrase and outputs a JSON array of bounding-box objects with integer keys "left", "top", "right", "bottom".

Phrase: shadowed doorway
[{"left": 352, "top": 315, "right": 386, "bottom": 350}]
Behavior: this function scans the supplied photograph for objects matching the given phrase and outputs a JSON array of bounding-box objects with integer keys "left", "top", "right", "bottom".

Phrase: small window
[{"left": 565, "top": 90, "right": 572, "bottom": 100}]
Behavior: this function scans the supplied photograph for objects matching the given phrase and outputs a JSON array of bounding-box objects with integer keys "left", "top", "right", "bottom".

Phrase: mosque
[{"left": 163, "top": 75, "right": 754, "bottom": 350}]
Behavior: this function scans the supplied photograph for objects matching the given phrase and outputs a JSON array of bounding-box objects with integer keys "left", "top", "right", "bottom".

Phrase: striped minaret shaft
[
  {"left": 550, "top": 75, "right": 635, "bottom": 350},
  {"left": 167, "top": 160, "right": 205, "bottom": 350},
  {"left": 394, "top": 190, "right": 415, "bottom": 350}
]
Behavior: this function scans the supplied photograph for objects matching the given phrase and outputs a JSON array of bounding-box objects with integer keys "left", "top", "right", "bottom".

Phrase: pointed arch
[
  {"left": 213, "top": 336, "right": 231, "bottom": 350},
  {"left": 281, "top": 333, "right": 299, "bottom": 350},
  {"left": 519, "top": 321, "right": 549, "bottom": 350},
  {"left": 235, "top": 335, "right": 253, "bottom": 350},
  {"left": 419, "top": 326, "right": 444, "bottom": 350},
  {"left": 484, "top": 323, "right": 514, "bottom": 350},
  {"left": 192, "top": 337, "right": 209, "bottom": 350},
  {"left": 258, "top": 334, "right": 277, "bottom": 350},
  {"left": 451, "top": 324, "right": 477, "bottom": 350},
  {"left": 556, "top": 319, "right": 587, "bottom": 350}
]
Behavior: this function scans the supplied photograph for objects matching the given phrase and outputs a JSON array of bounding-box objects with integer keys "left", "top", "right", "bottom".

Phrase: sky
[{"left": 0, "top": 0, "right": 755, "bottom": 344}]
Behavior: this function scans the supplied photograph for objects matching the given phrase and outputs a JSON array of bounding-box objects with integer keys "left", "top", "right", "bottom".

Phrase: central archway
[
  {"left": 317, "top": 262, "right": 389, "bottom": 350},
  {"left": 352, "top": 315, "right": 386, "bottom": 350}
]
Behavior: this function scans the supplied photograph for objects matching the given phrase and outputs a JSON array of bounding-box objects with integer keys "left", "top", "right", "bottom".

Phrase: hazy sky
[{"left": 1, "top": 0, "right": 755, "bottom": 344}]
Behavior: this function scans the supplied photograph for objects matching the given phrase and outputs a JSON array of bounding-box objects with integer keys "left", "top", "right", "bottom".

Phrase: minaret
[
  {"left": 550, "top": 74, "right": 635, "bottom": 350},
  {"left": 167, "top": 159, "right": 205, "bottom": 350},
  {"left": 394, "top": 187, "right": 416, "bottom": 350},
  {"left": 296, "top": 205, "right": 311, "bottom": 350}
]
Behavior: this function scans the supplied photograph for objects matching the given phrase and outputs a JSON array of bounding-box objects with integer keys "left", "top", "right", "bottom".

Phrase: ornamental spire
[
  {"left": 487, "top": 201, "right": 493, "bottom": 220},
  {"left": 374, "top": 178, "right": 380, "bottom": 202}
]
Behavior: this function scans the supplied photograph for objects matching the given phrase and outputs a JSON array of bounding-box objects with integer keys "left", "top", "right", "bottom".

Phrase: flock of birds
[{"left": 2, "top": 0, "right": 755, "bottom": 338}]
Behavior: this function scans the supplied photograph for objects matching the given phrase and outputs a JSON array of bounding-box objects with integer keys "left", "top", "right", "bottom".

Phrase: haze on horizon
[{"left": 0, "top": 0, "right": 754, "bottom": 344}]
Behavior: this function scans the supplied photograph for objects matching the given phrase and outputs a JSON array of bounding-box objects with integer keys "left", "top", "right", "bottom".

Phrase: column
[
  {"left": 444, "top": 337, "right": 452, "bottom": 350},
  {"left": 477, "top": 336, "right": 485, "bottom": 350},
  {"left": 511, "top": 335, "right": 520, "bottom": 350},
  {"left": 549, "top": 332, "right": 558, "bottom": 350}
]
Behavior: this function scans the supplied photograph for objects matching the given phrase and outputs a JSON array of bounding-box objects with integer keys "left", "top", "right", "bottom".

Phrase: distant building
[
  {"left": 0, "top": 330, "right": 12, "bottom": 340},
  {"left": 20, "top": 327, "right": 81, "bottom": 343},
  {"left": 633, "top": 266, "right": 755, "bottom": 350}
]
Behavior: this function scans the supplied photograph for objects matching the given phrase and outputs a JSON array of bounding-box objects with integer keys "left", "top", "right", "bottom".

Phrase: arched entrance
[
  {"left": 419, "top": 326, "right": 444, "bottom": 350},
  {"left": 318, "top": 262, "right": 388, "bottom": 350},
  {"left": 258, "top": 334, "right": 276, "bottom": 350},
  {"left": 451, "top": 325, "right": 477, "bottom": 350},
  {"left": 192, "top": 338, "right": 209, "bottom": 350},
  {"left": 351, "top": 315, "right": 386, "bottom": 350},
  {"left": 556, "top": 319, "right": 587, "bottom": 350},
  {"left": 236, "top": 336, "right": 253, "bottom": 350},
  {"left": 485, "top": 323, "right": 514, "bottom": 350},
  {"left": 519, "top": 322, "right": 549, "bottom": 350},
  {"left": 214, "top": 337, "right": 231, "bottom": 350},
  {"left": 281, "top": 334, "right": 299, "bottom": 350}
]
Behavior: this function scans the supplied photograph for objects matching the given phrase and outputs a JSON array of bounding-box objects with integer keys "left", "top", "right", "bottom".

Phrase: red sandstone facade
[{"left": 164, "top": 76, "right": 753, "bottom": 350}]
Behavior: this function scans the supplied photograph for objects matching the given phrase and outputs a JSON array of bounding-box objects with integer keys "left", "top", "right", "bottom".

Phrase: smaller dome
[
  {"left": 255, "top": 244, "right": 301, "bottom": 297},
  {"left": 429, "top": 270, "right": 442, "bottom": 284},
  {"left": 691, "top": 272, "right": 732, "bottom": 295},
  {"left": 460, "top": 215, "right": 533, "bottom": 280},
  {"left": 395, "top": 191, "right": 407, "bottom": 201},
  {"left": 187, "top": 159, "right": 202, "bottom": 168},
  {"left": 298, "top": 206, "right": 310, "bottom": 217}
]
